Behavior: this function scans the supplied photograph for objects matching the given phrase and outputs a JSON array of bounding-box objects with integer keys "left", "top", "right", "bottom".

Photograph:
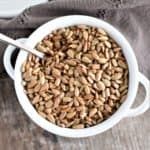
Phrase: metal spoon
[{"left": 0, "top": 33, "right": 44, "bottom": 58}]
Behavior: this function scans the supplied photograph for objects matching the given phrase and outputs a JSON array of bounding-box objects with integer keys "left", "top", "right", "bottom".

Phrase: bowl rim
[{"left": 14, "top": 15, "right": 139, "bottom": 137}]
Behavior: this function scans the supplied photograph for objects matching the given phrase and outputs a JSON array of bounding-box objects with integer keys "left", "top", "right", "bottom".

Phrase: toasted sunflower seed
[{"left": 23, "top": 25, "right": 128, "bottom": 129}]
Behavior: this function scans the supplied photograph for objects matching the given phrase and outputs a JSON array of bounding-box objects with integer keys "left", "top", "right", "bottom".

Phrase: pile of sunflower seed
[{"left": 22, "top": 25, "right": 128, "bottom": 129}]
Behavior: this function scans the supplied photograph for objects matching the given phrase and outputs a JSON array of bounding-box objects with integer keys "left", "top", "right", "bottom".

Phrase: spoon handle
[{"left": 0, "top": 33, "right": 44, "bottom": 58}]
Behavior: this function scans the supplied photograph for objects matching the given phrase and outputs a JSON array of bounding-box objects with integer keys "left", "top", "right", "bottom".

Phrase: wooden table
[{"left": 0, "top": 43, "right": 149, "bottom": 150}]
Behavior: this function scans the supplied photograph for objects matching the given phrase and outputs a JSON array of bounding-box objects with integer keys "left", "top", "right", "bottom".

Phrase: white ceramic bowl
[
  {"left": 3, "top": 15, "right": 150, "bottom": 138},
  {"left": 0, "top": 0, "right": 48, "bottom": 18}
]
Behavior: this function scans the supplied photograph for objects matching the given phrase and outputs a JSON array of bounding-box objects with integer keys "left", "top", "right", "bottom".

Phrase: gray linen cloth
[{"left": 0, "top": 0, "right": 150, "bottom": 78}]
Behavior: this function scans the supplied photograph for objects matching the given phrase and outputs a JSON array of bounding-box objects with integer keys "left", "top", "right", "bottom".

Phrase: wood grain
[{"left": 0, "top": 47, "right": 149, "bottom": 150}]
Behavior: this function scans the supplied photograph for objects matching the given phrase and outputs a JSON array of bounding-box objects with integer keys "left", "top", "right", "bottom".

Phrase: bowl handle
[
  {"left": 126, "top": 72, "right": 150, "bottom": 117},
  {"left": 3, "top": 38, "right": 27, "bottom": 80}
]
